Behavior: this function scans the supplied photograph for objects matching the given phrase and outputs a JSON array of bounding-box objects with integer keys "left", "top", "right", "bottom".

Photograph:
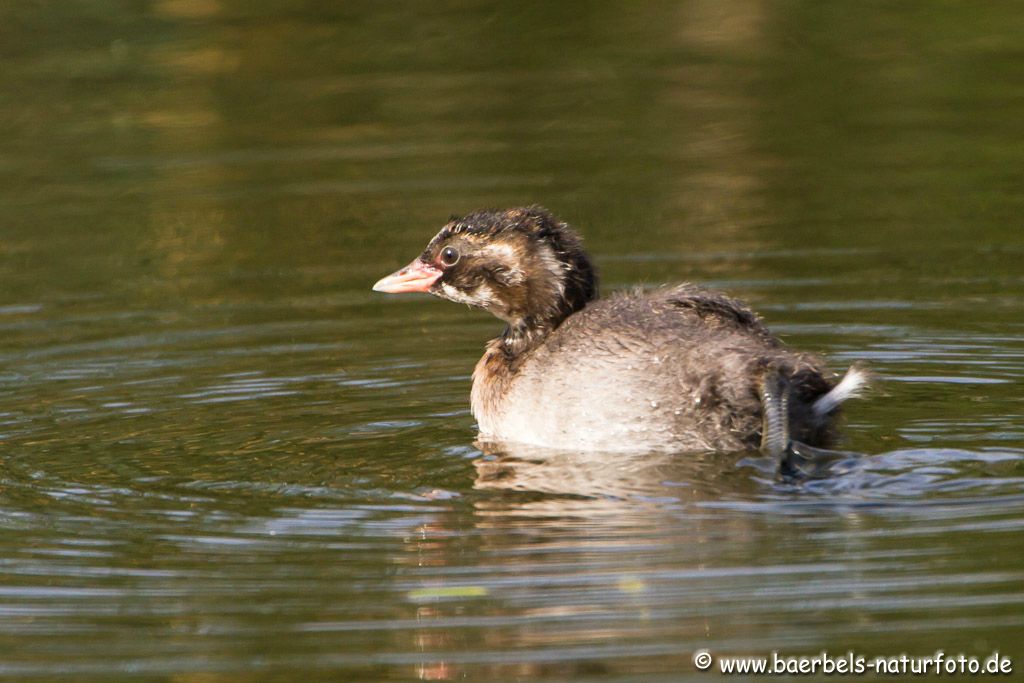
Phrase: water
[{"left": 2, "top": 1, "right": 1023, "bottom": 680}]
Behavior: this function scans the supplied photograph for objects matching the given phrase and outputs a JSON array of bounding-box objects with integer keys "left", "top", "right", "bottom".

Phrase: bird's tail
[
  {"left": 812, "top": 365, "right": 871, "bottom": 418},
  {"left": 761, "top": 363, "right": 870, "bottom": 472}
]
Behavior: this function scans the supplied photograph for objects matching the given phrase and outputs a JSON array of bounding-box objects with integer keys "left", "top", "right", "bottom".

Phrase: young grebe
[{"left": 373, "top": 207, "right": 866, "bottom": 455}]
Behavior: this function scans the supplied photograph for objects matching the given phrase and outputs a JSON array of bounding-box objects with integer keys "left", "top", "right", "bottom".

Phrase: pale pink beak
[{"left": 372, "top": 259, "right": 442, "bottom": 294}]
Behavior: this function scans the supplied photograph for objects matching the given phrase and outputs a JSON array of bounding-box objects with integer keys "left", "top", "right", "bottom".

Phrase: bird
[{"left": 373, "top": 206, "right": 867, "bottom": 457}]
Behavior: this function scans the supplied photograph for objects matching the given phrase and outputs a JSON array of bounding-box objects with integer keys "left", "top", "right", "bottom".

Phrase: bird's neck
[
  {"left": 499, "top": 317, "right": 554, "bottom": 359},
  {"left": 497, "top": 274, "right": 598, "bottom": 359}
]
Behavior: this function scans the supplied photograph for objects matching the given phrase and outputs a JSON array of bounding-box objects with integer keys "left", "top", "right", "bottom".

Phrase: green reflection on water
[{"left": 1, "top": 1, "right": 1023, "bottom": 680}]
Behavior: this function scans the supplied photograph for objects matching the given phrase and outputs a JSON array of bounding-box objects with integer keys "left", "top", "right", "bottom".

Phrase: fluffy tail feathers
[
  {"left": 812, "top": 365, "right": 871, "bottom": 418},
  {"left": 760, "top": 364, "right": 870, "bottom": 478}
]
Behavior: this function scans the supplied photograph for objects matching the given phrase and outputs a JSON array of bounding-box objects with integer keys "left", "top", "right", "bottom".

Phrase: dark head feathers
[
  {"left": 440, "top": 206, "right": 597, "bottom": 302},
  {"left": 443, "top": 206, "right": 569, "bottom": 241},
  {"left": 429, "top": 207, "right": 598, "bottom": 354}
]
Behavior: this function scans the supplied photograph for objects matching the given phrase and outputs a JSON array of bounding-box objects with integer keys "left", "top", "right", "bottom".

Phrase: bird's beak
[{"left": 372, "top": 259, "right": 442, "bottom": 294}]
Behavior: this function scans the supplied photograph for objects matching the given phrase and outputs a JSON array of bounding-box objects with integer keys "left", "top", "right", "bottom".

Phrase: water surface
[{"left": 1, "top": 1, "right": 1023, "bottom": 680}]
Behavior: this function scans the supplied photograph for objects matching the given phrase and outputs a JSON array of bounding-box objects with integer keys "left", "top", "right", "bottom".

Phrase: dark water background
[{"left": 1, "top": 1, "right": 1023, "bottom": 680}]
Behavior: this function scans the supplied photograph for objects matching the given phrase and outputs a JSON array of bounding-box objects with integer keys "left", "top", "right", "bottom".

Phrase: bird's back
[{"left": 473, "top": 285, "right": 836, "bottom": 452}]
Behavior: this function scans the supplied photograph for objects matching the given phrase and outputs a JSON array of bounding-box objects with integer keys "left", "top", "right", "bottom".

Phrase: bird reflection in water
[{"left": 402, "top": 438, "right": 868, "bottom": 680}]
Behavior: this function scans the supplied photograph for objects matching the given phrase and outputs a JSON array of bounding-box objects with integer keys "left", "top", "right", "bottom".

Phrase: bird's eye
[{"left": 440, "top": 246, "right": 460, "bottom": 266}]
